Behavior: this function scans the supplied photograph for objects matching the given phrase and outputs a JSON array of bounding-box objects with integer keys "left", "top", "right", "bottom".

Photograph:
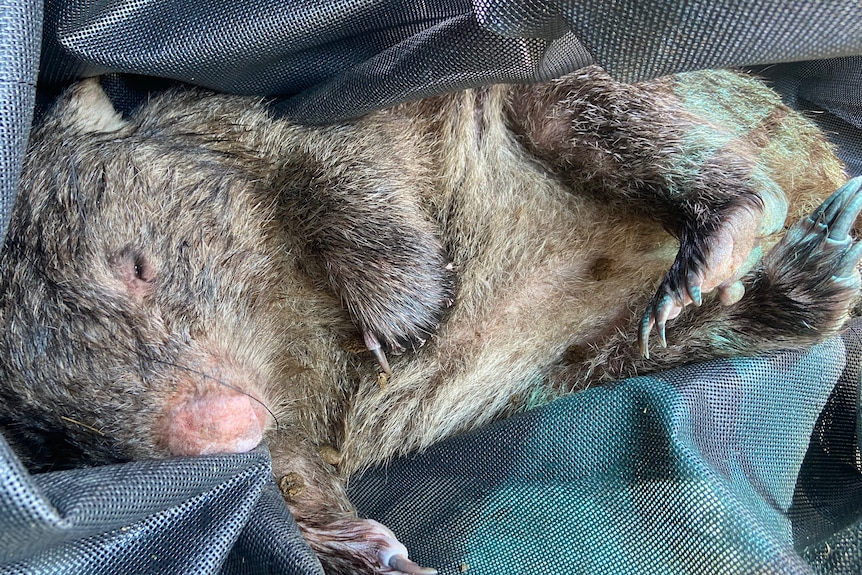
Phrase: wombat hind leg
[
  {"left": 618, "top": 178, "right": 862, "bottom": 376},
  {"left": 742, "top": 176, "right": 862, "bottom": 339},
  {"left": 302, "top": 518, "right": 436, "bottom": 575},
  {"left": 271, "top": 438, "right": 434, "bottom": 574}
]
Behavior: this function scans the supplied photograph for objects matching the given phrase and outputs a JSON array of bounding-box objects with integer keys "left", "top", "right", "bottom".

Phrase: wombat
[{"left": 2, "top": 66, "right": 861, "bottom": 574}]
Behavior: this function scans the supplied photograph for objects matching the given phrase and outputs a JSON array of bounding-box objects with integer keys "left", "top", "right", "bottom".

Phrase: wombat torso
[{"left": 1, "top": 67, "right": 857, "bottom": 574}]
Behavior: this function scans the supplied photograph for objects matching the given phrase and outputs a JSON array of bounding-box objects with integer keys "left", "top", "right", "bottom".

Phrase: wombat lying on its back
[{"left": 2, "top": 67, "right": 861, "bottom": 574}]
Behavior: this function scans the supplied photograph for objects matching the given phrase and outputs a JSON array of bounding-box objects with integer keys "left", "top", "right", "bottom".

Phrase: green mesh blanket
[{"left": 347, "top": 320, "right": 862, "bottom": 575}]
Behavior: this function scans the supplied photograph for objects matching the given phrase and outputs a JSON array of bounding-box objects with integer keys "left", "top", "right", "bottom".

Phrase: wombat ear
[{"left": 55, "top": 77, "right": 128, "bottom": 134}]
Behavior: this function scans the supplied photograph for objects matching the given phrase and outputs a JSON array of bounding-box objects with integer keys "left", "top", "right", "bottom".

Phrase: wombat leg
[
  {"left": 583, "top": 178, "right": 862, "bottom": 381},
  {"left": 302, "top": 519, "right": 436, "bottom": 575},
  {"left": 279, "top": 153, "right": 454, "bottom": 364},
  {"left": 506, "top": 66, "right": 792, "bottom": 357},
  {"left": 634, "top": 177, "right": 862, "bottom": 372},
  {"left": 271, "top": 437, "right": 434, "bottom": 574}
]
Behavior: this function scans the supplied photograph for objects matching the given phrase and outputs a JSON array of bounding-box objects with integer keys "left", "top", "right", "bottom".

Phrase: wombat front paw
[
  {"left": 639, "top": 187, "right": 788, "bottom": 358},
  {"left": 337, "top": 251, "right": 455, "bottom": 373},
  {"left": 303, "top": 518, "right": 436, "bottom": 575}
]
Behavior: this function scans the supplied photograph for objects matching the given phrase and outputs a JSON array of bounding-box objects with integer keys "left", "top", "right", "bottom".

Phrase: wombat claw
[
  {"left": 364, "top": 330, "right": 392, "bottom": 374},
  {"left": 807, "top": 176, "right": 862, "bottom": 244},
  {"left": 789, "top": 176, "right": 862, "bottom": 280},
  {"left": 638, "top": 269, "right": 703, "bottom": 358},
  {"left": 389, "top": 554, "right": 438, "bottom": 575}
]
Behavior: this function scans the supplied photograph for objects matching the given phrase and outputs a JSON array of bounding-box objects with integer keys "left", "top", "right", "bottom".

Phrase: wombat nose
[{"left": 162, "top": 388, "right": 269, "bottom": 456}]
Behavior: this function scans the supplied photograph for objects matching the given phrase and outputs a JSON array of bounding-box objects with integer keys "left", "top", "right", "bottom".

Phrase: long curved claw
[
  {"left": 687, "top": 278, "right": 702, "bottom": 307},
  {"left": 836, "top": 241, "right": 862, "bottom": 280},
  {"left": 389, "top": 554, "right": 438, "bottom": 575},
  {"left": 638, "top": 315, "right": 654, "bottom": 359},
  {"left": 826, "top": 177, "right": 862, "bottom": 240},
  {"left": 363, "top": 331, "right": 392, "bottom": 375},
  {"left": 817, "top": 177, "right": 862, "bottom": 285},
  {"left": 809, "top": 181, "right": 845, "bottom": 225},
  {"left": 638, "top": 291, "right": 681, "bottom": 358},
  {"left": 654, "top": 294, "right": 676, "bottom": 349},
  {"left": 809, "top": 177, "right": 862, "bottom": 233}
]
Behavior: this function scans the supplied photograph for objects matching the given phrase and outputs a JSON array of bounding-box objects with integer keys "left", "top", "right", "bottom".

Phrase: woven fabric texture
[
  {"left": 0, "top": 0, "right": 40, "bottom": 245},
  {"left": 349, "top": 322, "right": 862, "bottom": 574},
  {"left": 0, "top": 444, "right": 323, "bottom": 575}
]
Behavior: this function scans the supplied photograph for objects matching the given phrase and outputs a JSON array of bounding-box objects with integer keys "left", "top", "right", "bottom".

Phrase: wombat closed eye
[{"left": 1, "top": 66, "right": 859, "bottom": 574}]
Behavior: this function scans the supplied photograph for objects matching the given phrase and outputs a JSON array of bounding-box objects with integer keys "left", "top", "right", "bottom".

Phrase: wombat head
[{"left": 0, "top": 80, "right": 281, "bottom": 469}]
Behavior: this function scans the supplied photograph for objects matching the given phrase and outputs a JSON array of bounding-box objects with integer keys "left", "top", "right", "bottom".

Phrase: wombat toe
[{"left": 302, "top": 518, "right": 437, "bottom": 575}]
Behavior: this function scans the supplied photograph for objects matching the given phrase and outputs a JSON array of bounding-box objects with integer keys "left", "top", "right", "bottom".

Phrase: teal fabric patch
[{"left": 350, "top": 327, "right": 861, "bottom": 575}]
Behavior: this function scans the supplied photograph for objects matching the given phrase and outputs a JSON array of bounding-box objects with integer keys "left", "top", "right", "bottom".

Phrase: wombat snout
[{"left": 159, "top": 353, "right": 272, "bottom": 456}]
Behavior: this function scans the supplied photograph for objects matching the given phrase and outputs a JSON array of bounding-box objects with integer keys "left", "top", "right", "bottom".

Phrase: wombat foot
[
  {"left": 749, "top": 176, "right": 862, "bottom": 332},
  {"left": 778, "top": 177, "right": 862, "bottom": 273},
  {"left": 336, "top": 244, "right": 454, "bottom": 374},
  {"left": 770, "top": 176, "right": 862, "bottom": 272},
  {"left": 303, "top": 518, "right": 436, "bottom": 575},
  {"left": 638, "top": 186, "right": 788, "bottom": 358}
]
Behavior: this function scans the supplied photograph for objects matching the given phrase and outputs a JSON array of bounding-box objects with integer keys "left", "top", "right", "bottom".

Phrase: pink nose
[{"left": 164, "top": 388, "right": 268, "bottom": 456}]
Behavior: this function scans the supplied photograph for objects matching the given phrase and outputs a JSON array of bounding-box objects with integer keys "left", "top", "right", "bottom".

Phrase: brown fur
[{"left": 0, "top": 66, "right": 856, "bottom": 573}]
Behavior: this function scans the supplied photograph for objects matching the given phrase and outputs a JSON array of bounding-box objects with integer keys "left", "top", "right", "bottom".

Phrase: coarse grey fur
[{"left": 0, "top": 67, "right": 859, "bottom": 573}]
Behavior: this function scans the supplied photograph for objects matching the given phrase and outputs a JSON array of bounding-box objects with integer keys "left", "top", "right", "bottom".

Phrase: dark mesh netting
[
  {"left": 755, "top": 58, "right": 862, "bottom": 180},
  {"left": 0, "top": 442, "right": 322, "bottom": 575},
  {"left": 33, "top": 0, "right": 862, "bottom": 120},
  {"left": 3, "top": 1, "right": 862, "bottom": 574},
  {"left": 348, "top": 322, "right": 862, "bottom": 574},
  {"left": 0, "top": 0, "right": 40, "bottom": 251}
]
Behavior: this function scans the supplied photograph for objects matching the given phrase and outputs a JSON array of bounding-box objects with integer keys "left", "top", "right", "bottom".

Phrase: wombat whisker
[
  {"left": 146, "top": 356, "right": 280, "bottom": 432},
  {"left": 114, "top": 336, "right": 282, "bottom": 434},
  {"left": 59, "top": 415, "right": 106, "bottom": 436}
]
